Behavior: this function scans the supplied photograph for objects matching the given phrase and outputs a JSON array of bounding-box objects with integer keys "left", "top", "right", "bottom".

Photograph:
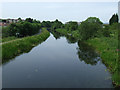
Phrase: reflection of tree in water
[
  {"left": 50, "top": 31, "right": 62, "bottom": 39},
  {"left": 77, "top": 40, "right": 101, "bottom": 65},
  {"left": 66, "top": 35, "right": 78, "bottom": 44}
]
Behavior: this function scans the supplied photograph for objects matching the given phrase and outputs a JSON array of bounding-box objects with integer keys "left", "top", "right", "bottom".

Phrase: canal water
[{"left": 2, "top": 33, "right": 113, "bottom": 88}]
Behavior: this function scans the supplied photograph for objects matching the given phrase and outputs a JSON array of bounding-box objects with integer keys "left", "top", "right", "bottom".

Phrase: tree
[
  {"left": 65, "top": 21, "right": 78, "bottom": 31},
  {"left": 41, "top": 21, "right": 52, "bottom": 28},
  {"left": 85, "top": 17, "right": 103, "bottom": 24},
  {"left": 51, "top": 19, "right": 63, "bottom": 30},
  {"left": 109, "top": 14, "right": 119, "bottom": 25},
  {"left": 78, "top": 17, "right": 103, "bottom": 40},
  {"left": 25, "top": 18, "right": 33, "bottom": 23},
  {"left": 18, "top": 17, "right": 22, "bottom": 22}
]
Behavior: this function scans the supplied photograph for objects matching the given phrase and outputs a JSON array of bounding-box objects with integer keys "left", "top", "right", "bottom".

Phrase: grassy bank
[
  {"left": 2, "top": 36, "right": 17, "bottom": 43},
  {"left": 2, "top": 28, "right": 50, "bottom": 63},
  {"left": 55, "top": 26, "right": 120, "bottom": 87},
  {"left": 87, "top": 37, "right": 119, "bottom": 86}
]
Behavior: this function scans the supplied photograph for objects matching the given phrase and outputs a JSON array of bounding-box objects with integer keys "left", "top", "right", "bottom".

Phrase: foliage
[
  {"left": 78, "top": 17, "right": 103, "bottom": 40},
  {"left": 109, "top": 14, "right": 119, "bottom": 25},
  {"left": 65, "top": 21, "right": 78, "bottom": 31},
  {"left": 41, "top": 21, "right": 52, "bottom": 29},
  {"left": 56, "top": 29, "right": 68, "bottom": 35},
  {"left": 25, "top": 18, "right": 33, "bottom": 23},
  {"left": 2, "top": 27, "right": 10, "bottom": 38},
  {"left": 51, "top": 19, "right": 63, "bottom": 30},
  {"left": 2, "top": 36, "right": 17, "bottom": 42},
  {"left": 87, "top": 37, "right": 119, "bottom": 86},
  {"left": 7, "top": 21, "right": 41, "bottom": 37}
]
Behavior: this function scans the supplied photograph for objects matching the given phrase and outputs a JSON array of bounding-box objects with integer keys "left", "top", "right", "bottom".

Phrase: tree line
[{"left": 2, "top": 13, "right": 119, "bottom": 40}]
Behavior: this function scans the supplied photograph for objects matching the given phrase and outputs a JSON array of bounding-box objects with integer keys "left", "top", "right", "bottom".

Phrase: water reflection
[
  {"left": 50, "top": 31, "right": 62, "bottom": 40},
  {"left": 77, "top": 40, "right": 101, "bottom": 65},
  {"left": 2, "top": 38, "right": 47, "bottom": 65},
  {"left": 51, "top": 31, "right": 78, "bottom": 44}
]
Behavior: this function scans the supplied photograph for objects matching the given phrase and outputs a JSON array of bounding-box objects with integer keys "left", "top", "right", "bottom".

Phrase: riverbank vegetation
[
  {"left": 2, "top": 18, "right": 41, "bottom": 38},
  {"left": 47, "top": 14, "right": 119, "bottom": 87},
  {"left": 1, "top": 14, "right": 119, "bottom": 87},
  {"left": 2, "top": 28, "right": 50, "bottom": 63}
]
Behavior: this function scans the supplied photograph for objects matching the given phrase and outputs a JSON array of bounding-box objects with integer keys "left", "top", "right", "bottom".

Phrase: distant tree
[
  {"left": 25, "top": 18, "right": 33, "bottom": 23},
  {"left": 85, "top": 17, "right": 103, "bottom": 24},
  {"left": 51, "top": 19, "right": 63, "bottom": 30},
  {"left": 18, "top": 17, "right": 22, "bottom": 22},
  {"left": 65, "top": 21, "right": 78, "bottom": 31},
  {"left": 2, "top": 19, "right": 7, "bottom": 23},
  {"left": 33, "top": 19, "right": 41, "bottom": 23},
  {"left": 109, "top": 14, "right": 119, "bottom": 25},
  {"left": 8, "top": 23, "right": 18, "bottom": 36},
  {"left": 41, "top": 21, "right": 52, "bottom": 28}
]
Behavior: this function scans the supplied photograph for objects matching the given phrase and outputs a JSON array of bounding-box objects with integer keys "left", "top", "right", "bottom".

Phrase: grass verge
[
  {"left": 87, "top": 37, "right": 120, "bottom": 87},
  {"left": 2, "top": 28, "right": 50, "bottom": 63}
]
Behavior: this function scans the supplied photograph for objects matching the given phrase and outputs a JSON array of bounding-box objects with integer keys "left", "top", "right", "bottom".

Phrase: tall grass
[
  {"left": 2, "top": 28, "right": 50, "bottom": 63},
  {"left": 87, "top": 37, "right": 119, "bottom": 87}
]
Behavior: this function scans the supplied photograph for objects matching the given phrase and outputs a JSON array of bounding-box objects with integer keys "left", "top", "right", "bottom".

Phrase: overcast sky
[
  {"left": 1, "top": 1, "right": 119, "bottom": 23},
  {"left": 1, "top": 0, "right": 120, "bottom": 2}
]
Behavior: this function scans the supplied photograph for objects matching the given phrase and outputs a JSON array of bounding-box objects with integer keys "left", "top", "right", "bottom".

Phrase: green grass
[
  {"left": 2, "top": 28, "right": 50, "bottom": 63},
  {"left": 87, "top": 37, "right": 120, "bottom": 87},
  {"left": 2, "top": 36, "right": 18, "bottom": 43},
  {"left": 55, "top": 27, "right": 120, "bottom": 87}
]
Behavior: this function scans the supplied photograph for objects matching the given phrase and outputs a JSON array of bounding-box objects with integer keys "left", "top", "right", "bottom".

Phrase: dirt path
[
  {"left": 0, "top": 38, "right": 23, "bottom": 45},
  {"left": 0, "top": 29, "right": 42, "bottom": 45}
]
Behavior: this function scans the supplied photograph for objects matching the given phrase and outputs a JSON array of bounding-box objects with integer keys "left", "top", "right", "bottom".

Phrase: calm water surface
[{"left": 2, "top": 34, "right": 113, "bottom": 88}]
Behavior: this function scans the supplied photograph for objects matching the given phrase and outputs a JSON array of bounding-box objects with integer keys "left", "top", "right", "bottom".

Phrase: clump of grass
[{"left": 2, "top": 29, "right": 50, "bottom": 63}]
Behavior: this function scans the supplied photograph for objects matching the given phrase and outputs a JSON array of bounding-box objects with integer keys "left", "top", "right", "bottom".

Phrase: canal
[{"left": 2, "top": 33, "right": 113, "bottom": 88}]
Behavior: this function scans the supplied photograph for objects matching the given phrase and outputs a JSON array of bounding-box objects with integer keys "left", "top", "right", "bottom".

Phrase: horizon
[{"left": 1, "top": 2, "right": 118, "bottom": 23}]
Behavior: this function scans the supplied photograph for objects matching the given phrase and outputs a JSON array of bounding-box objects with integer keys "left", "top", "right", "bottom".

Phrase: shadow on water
[{"left": 77, "top": 40, "right": 101, "bottom": 65}]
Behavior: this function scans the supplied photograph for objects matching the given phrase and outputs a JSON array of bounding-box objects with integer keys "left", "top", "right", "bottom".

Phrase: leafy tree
[
  {"left": 51, "top": 19, "right": 63, "bottom": 30},
  {"left": 18, "top": 17, "right": 22, "bottom": 22},
  {"left": 41, "top": 21, "right": 52, "bottom": 28},
  {"left": 8, "top": 23, "right": 18, "bottom": 36},
  {"left": 33, "top": 19, "right": 41, "bottom": 23},
  {"left": 78, "top": 17, "right": 103, "bottom": 40},
  {"left": 25, "top": 18, "right": 33, "bottom": 23},
  {"left": 109, "top": 14, "right": 119, "bottom": 25},
  {"left": 85, "top": 17, "right": 103, "bottom": 24},
  {"left": 65, "top": 21, "right": 78, "bottom": 31}
]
